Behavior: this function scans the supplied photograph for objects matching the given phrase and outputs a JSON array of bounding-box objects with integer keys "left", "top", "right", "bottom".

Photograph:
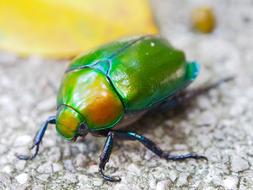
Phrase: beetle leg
[
  {"left": 16, "top": 116, "right": 56, "bottom": 160},
  {"left": 113, "top": 131, "right": 207, "bottom": 161},
  {"left": 99, "top": 131, "right": 121, "bottom": 182},
  {"left": 157, "top": 76, "right": 234, "bottom": 111}
]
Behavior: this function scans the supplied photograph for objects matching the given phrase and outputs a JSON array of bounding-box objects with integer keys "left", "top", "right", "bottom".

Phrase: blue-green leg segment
[
  {"left": 17, "top": 116, "right": 56, "bottom": 160},
  {"left": 113, "top": 131, "right": 207, "bottom": 161}
]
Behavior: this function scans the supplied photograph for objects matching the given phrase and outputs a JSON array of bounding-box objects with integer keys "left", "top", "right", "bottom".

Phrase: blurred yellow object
[
  {"left": 191, "top": 6, "right": 216, "bottom": 33},
  {"left": 0, "top": 0, "right": 158, "bottom": 58}
]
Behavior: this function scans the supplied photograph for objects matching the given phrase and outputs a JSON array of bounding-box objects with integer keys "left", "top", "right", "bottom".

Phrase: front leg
[
  {"left": 16, "top": 116, "right": 56, "bottom": 160},
  {"left": 99, "top": 131, "right": 121, "bottom": 182}
]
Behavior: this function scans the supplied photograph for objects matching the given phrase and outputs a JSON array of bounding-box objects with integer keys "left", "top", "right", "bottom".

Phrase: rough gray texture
[{"left": 0, "top": 0, "right": 253, "bottom": 189}]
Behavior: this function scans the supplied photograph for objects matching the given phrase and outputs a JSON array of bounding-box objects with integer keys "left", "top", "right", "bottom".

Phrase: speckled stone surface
[{"left": 0, "top": 0, "right": 253, "bottom": 189}]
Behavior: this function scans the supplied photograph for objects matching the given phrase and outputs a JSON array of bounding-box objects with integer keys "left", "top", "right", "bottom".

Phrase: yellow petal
[{"left": 0, "top": 0, "right": 158, "bottom": 58}]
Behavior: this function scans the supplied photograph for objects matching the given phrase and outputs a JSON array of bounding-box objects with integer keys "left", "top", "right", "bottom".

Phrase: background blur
[{"left": 0, "top": 0, "right": 253, "bottom": 189}]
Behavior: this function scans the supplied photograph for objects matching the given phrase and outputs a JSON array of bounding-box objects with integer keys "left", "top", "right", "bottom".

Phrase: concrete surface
[{"left": 0, "top": 0, "right": 253, "bottom": 189}]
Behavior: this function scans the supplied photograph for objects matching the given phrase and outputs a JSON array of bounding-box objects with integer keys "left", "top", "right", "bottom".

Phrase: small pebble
[
  {"left": 74, "top": 154, "right": 87, "bottom": 167},
  {"left": 192, "top": 6, "right": 216, "bottom": 33},
  {"left": 87, "top": 164, "right": 98, "bottom": 173},
  {"left": 15, "top": 173, "right": 29, "bottom": 184},
  {"left": 63, "top": 173, "right": 78, "bottom": 184},
  {"left": 13, "top": 135, "right": 32, "bottom": 147},
  {"left": 15, "top": 160, "right": 26, "bottom": 171},
  {"left": 78, "top": 175, "right": 89, "bottom": 187},
  {"left": 154, "top": 127, "right": 164, "bottom": 138},
  {"left": 177, "top": 173, "right": 189, "bottom": 187},
  {"left": 2, "top": 165, "right": 13, "bottom": 174},
  {"left": 44, "top": 138, "right": 57, "bottom": 147},
  {"left": 149, "top": 178, "right": 156, "bottom": 189},
  {"left": 52, "top": 163, "right": 63, "bottom": 173},
  {"left": 32, "top": 185, "right": 44, "bottom": 190},
  {"left": 168, "top": 170, "right": 177, "bottom": 182},
  {"left": 113, "top": 184, "right": 129, "bottom": 190},
  {"left": 63, "top": 160, "right": 76, "bottom": 171},
  {"left": 127, "top": 163, "right": 141, "bottom": 175},
  {"left": 36, "top": 174, "right": 50, "bottom": 182},
  {"left": 173, "top": 144, "right": 188, "bottom": 151},
  {"left": 156, "top": 180, "right": 171, "bottom": 190},
  {"left": 0, "top": 144, "right": 7, "bottom": 154},
  {"left": 93, "top": 178, "right": 103, "bottom": 187},
  {"left": 37, "top": 162, "right": 53, "bottom": 174},
  {"left": 223, "top": 176, "right": 238, "bottom": 189},
  {"left": 63, "top": 146, "right": 71, "bottom": 157},
  {"left": 231, "top": 155, "right": 249, "bottom": 172}
]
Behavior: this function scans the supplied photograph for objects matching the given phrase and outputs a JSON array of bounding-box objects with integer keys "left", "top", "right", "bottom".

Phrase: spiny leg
[
  {"left": 99, "top": 131, "right": 121, "bottom": 182},
  {"left": 158, "top": 76, "right": 234, "bottom": 111},
  {"left": 98, "top": 130, "right": 206, "bottom": 182},
  {"left": 113, "top": 131, "right": 207, "bottom": 161},
  {"left": 16, "top": 116, "right": 56, "bottom": 160}
]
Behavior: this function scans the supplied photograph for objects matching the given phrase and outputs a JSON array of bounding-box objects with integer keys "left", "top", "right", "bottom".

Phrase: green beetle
[{"left": 18, "top": 35, "right": 211, "bottom": 182}]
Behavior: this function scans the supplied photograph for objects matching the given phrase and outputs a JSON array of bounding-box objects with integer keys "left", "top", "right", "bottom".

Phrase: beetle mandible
[{"left": 17, "top": 35, "right": 230, "bottom": 182}]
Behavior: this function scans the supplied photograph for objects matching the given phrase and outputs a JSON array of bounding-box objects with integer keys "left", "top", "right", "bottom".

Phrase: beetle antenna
[
  {"left": 186, "top": 76, "right": 235, "bottom": 98},
  {"left": 205, "top": 76, "right": 234, "bottom": 90}
]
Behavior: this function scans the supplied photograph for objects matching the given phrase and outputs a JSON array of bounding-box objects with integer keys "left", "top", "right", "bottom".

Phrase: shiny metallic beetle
[{"left": 18, "top": 35, "right": 227, "bottom": 182}]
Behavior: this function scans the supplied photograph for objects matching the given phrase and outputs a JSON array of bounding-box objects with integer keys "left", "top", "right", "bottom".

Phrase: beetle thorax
[{"left": 57, "top": 68, "right": 124, "bottom": 132}]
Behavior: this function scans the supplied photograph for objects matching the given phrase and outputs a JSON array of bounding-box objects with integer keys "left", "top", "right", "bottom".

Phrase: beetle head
[{"left": 56, "top": 105, "right": 88, "bottom": 140}]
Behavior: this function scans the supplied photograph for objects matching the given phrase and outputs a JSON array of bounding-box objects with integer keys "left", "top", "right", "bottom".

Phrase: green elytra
[{"left": 56, "top": 35, "right": 199, "bottom": 139}]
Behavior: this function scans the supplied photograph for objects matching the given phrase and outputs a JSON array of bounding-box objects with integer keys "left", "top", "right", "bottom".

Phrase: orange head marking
[{"left": 56, "top": 105, "right": 83, "bottom": 140}]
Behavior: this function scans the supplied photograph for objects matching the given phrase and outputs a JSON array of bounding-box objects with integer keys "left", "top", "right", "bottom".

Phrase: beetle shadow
[{"left": 121, "top": 91, "right": 204, "bottom": 145}]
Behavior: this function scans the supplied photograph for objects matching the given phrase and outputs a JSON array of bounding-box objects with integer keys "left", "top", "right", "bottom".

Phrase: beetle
[{"left": 17, "top": 35, "right": 231, "bottom": 182}]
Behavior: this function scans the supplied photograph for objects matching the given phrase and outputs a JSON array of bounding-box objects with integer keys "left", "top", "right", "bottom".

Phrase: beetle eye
[{"left": 78, "top": 123, "right": 88, "bottom": 136}]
